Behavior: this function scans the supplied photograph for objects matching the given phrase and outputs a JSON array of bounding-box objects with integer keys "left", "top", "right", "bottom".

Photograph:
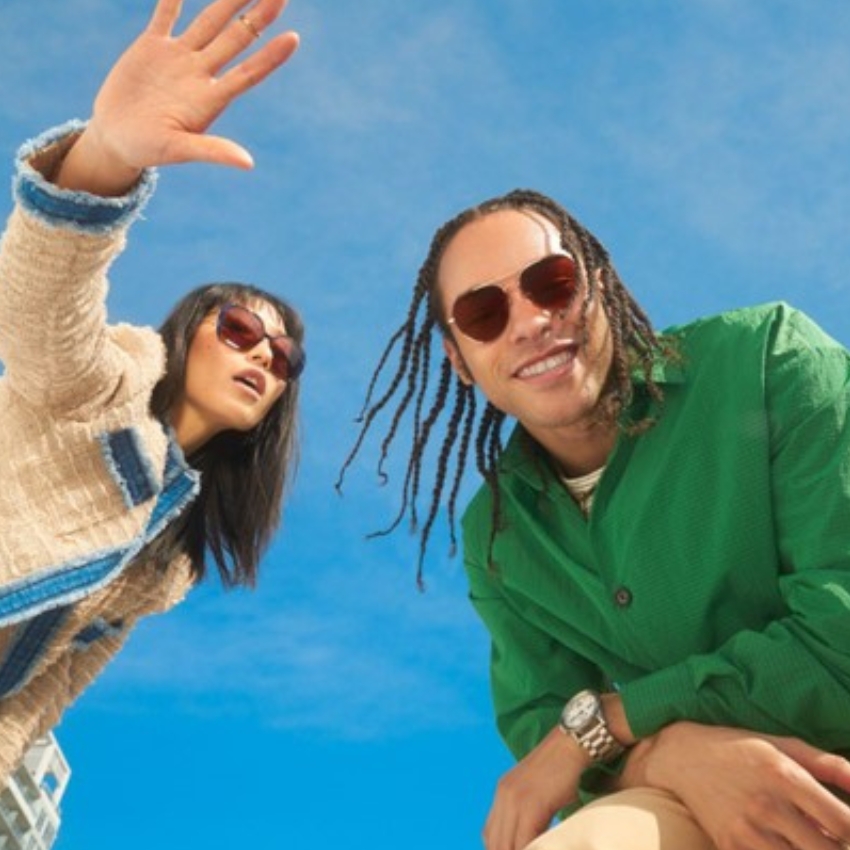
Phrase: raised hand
[{"left": 56, "top": 0, "right": 299, "bottom": 195}]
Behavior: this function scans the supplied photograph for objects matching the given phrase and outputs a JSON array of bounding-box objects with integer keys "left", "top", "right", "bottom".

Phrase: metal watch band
[{"left": 579, "top": 721, "right": 624, "bottom": 762}]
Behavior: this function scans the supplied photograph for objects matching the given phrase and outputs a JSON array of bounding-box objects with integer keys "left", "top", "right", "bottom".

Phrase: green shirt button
[{"left": 614, "top": 587, "right": 633, "bottom": 608}]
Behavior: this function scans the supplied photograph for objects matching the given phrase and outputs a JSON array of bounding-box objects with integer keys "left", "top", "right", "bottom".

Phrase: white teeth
[{"left": 518, "top": 350, "right": 573, "bottom": 379}]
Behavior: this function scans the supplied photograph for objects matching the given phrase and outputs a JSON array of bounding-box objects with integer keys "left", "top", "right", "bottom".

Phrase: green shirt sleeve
[
  {"left": 620, "top": 308, "right": 850, "bottom": 749},
  {"left": 464, "top": 496, "right": 603, "bottom": 762}
]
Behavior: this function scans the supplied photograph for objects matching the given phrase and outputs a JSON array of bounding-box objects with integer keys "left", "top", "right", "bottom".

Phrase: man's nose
[{"left": 505, "top": 287, "right": 553, "bottom": 344}]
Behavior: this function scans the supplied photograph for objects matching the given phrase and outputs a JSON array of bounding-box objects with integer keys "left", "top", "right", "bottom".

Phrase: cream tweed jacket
[{"left": 0, "top": 124, "right": 200, "bottom": 785}]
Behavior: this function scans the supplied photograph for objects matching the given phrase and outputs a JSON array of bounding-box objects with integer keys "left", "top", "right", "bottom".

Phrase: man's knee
[{"left": 523, "top": 788, "right": 714, "bottom": 850}]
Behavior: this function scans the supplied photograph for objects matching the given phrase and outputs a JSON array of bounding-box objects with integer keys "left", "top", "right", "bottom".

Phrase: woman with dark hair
[
  {"left": 150, "top": 282, "right": 304, "bottom": 588},
  {"left": 0, "top": 0, "right": 304, "bottom": 783}
]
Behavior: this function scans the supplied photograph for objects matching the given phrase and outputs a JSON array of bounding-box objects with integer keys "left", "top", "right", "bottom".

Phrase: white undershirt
[{"left": 559, "top": 466, "right": 605, "bottom": 516}]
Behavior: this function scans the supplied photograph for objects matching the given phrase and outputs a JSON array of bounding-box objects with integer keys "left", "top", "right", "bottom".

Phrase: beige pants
[{"left": 525, "top": 788, "right": 716, "bottom": 850}]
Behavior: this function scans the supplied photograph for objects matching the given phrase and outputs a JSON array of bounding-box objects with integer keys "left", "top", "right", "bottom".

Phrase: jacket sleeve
[
  {"left": 0, "top": 122, "right": 156, "bottom": 416},
  {"left": 0, "top": 553, "right": 193, "bottom": 787},
  {"left": 464, "top": 500, "right": 603, "bottom": 762},
  {"left": 0, "top": 627, "right": 131, "bottom": 787},
  {"left": 619, "top": 308, "right": 850, "bottom": 749}
]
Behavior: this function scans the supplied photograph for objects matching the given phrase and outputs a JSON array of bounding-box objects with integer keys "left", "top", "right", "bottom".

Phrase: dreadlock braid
[
  {"left": 337, "top": 189, "right": 670, "bottom": 581},
  {"left": 401, "top": 356, "right": 453, "bottom": 536},
  {"left": 375, "top": 316, "right": 436, "bottom": 484},
  {"left": 413, "top": 369, "right": 472, "bottom": 588},
  {"left": 445, "top": 386, "right": 477, "bottom": 554}
]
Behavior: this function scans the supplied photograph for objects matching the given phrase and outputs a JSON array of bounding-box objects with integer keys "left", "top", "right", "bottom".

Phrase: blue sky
[{"left": 2, "top": 0, "right": 850, "bottom": 847}]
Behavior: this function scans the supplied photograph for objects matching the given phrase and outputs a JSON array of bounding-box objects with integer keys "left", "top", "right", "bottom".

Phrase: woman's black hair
[
  {"left": 338, "top": 189, "right": 668, "bottom": 584},
  {"left": 149, "top": 282, "right": 304, "bottom": 588}
]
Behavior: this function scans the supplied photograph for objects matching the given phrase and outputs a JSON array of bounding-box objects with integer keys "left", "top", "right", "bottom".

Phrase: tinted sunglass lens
[
  {"left": 218, "top": 306, "right": 263, "bottom": 350},
  {"left": 522, "top": 256, "right": 577, "bottom": 311},
  {"left": 452, "top": 286, "right": 509, "bottom": 343},
  {"left": 218, "top": 304, "right": 305, "bottom": 381},
  {"left": 270, "top": 339, "right": 305, "bottom": 381}
]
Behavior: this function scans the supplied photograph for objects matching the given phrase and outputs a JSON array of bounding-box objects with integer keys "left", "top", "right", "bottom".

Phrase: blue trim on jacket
[
  {"left": 0, "top": 606, "right": 71, "bottom": 699},
  {"left": 0, "top": 430, "right": 199, "bottom": 698},
  {"left": 71, "top": 616, "right": 125, "bottom": 651},
  {"left": 0, "top": 430, "right": 199, "bottom": 629},
  {"left": 98, "top": 428, "right": 160, "bottom": 508},
  {"left": 13, "top": 120, "right": 157, "bottom": 233}
]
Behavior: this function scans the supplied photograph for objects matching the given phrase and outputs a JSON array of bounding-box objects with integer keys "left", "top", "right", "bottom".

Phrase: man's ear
[
  {"left": 593, "top": 266, "right": 605, "bottom": 294},
  {"left": 443, "top": 337, "right": 474, "bottom": 386}
]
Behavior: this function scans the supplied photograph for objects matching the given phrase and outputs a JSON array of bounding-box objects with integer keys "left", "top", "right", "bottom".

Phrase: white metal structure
[{"left": 0, "top": 734, "right": 70, "bottom": 850}]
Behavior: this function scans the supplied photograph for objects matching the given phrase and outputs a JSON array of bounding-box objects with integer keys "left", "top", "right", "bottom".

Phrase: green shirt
[{"left": 463, "top": 302, "right": 850, "bottom": 781}]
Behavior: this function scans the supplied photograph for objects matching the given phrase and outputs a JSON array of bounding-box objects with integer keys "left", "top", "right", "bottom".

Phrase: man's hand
[
  {"left": 622, "top": 722, "right": 850, "bottom": 850},
  {"left": 56, "top": 0, "right": 299, "bottom": 195},
  {"left": 483, "top": 726, "right": 588, "bottom": 850}
]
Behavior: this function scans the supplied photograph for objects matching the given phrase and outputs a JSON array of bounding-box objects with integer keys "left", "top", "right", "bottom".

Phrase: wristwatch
[{"left": 558, "top": 689, "right": 624, "bottom": 763}]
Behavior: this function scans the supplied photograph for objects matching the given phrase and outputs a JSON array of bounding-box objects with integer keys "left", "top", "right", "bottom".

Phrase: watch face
[{"left": 564, "top": 692, "right": 597, "bottom": 728}]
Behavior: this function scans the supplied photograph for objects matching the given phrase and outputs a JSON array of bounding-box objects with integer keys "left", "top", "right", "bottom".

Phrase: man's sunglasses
[
  {"left": 447, "top": 254, "right": 579, "bottom": 343},
  {"left": 216, "top": 303, "right": 306, "bottom": 381}
]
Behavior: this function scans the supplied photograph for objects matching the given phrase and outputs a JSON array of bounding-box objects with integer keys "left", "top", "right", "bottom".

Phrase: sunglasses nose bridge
[
  {"left": 253, "top": 334, "right": 301, "bottom": 381},
  {"left": 503, "top": 280, "right": 555, "bottom": 341},
  {"left": 247, "top": 333, "right": 275, "bottom": 364}
]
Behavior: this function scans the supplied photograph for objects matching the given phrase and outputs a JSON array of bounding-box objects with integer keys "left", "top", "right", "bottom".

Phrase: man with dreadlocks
[{"left": 338, "top": 189, "right": 850, "bottom": 850}]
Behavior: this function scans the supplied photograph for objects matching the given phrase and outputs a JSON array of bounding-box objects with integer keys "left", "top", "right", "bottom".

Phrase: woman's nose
[{"left": 249, "top": 337, "right": 274, "bottom": 369}]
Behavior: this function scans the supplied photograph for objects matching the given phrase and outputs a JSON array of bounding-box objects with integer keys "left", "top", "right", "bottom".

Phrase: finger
[
  {"left": 147, "top": 0, "right": 184, "bottom": 36},
  {"left": 780, "top": 761, "right": 850, "bottom": 848},
  {"left": 514, "top": 822, "right": 542, "bottom": 850},
  {"left": 180, "top": 0, "right": 267, "bottom": 49},
  {"left": 792, "top": 743, "right": 850, "bottom": 796},
  {"left": 182, "top": 0, "right": 283, "bottom": 53},
  {"left": 775, "top": 806, "right": 845, "bottom": 850},
  {"left": 797, "top": 789, "right": 850, "bottom": 849},
  {"left": 482, "top": 804, "right": 499, "bottom": 850},
  {"left": 200, "top": 0, "right": 288, "bottom": 72},
  {"left": 483, "top": 799, "right": 513, "bottom": 850},
  {"left": 485, "top": 801, "right": 539, "bottom": 850},
  {"left": 162, "top": 133, "right": 256, "bottom": 169},
  {"left": 217, "top": 30, "right": 299, "bottom": 97}
]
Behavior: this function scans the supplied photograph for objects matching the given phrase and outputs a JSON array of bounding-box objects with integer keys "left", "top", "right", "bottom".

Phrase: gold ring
[{"left": 237, "top": 13, "right": 262, "bottom": 40}]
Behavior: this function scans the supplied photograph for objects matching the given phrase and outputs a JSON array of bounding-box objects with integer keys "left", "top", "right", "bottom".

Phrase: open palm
[{"left": 85, "top": 0, "right": 298, "bottom": 175}]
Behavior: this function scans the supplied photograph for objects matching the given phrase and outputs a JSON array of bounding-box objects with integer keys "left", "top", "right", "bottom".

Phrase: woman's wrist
[
  {"left": 53, "top": 124, "right": 142, "bottom": 197},
  {"left": 15, "top": 121, "right": 157, "bottom": 231}
]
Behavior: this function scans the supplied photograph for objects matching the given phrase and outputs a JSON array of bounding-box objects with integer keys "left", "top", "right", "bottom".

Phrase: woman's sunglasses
[
  {"left": 447, "top": 254, "right": 579, "bottom": 343},
  {"left": 216, "top": 304, "right": 306, "bottom": 381}
]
